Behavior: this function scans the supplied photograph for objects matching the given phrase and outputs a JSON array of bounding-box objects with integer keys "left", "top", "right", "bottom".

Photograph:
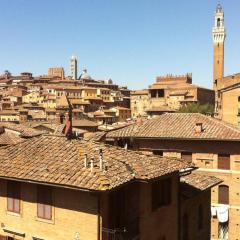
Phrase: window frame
[
  {"left": 37, "top": 185, "right": 53, "bottom": 220},
  {"left": 218, "top": 154, "right": 230, "bottom": 170},
  {"left": 218, "top": 185, "right": 229, "bottom": 205},
  {"left": 181, "top": 152, "right": 192, "bottom": 163},
  {"left": 152, "top": 178, "right": 172, "bottom": 211},
  {"left": 7, "top": 181, "right": 21, "bottom": 214}
]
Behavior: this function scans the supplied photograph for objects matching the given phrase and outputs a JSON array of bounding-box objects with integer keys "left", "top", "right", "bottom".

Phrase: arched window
[
  {"left": 218, "top": 185, "right": 229, "bottom": 204},
  {"left": 183, "top": 213, "right": 189, "bottom": 240},
  {"left": 198, "top": 205, "right": 203, "bottom": 230},
  {"left": 217, "top": 18, "right": 221, "bottom": 27}
]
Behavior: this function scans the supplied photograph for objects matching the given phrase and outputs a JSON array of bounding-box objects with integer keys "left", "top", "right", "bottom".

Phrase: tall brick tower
[
  {"left": 70, "top": 55, "right": 78, "bottom": 80},
  {"left": 212, "top": 4, "right": 226, "bottom": 89}
]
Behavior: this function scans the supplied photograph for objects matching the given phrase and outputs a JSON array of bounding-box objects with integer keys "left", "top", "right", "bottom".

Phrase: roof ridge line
[{"left": 206, "top": 115, "right": 240, "bottom": 134}]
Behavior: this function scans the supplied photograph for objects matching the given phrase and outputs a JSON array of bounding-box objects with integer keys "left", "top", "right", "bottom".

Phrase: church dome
[{"left": 79, "top": 69, "right": 92, "bottom": 80}]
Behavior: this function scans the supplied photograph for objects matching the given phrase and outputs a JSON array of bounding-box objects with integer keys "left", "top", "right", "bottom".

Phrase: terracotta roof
[
  {"left": 72, "top": 109, "right": 83, "bottom": 113},
  {"left": 72, "top": 119, "right": 99, "bottom": 127},
  {"left": 84, "top": 131, "right": 106, "bottom": 141},
  {"left": 0, "top": 135, "right": 192, "bottom": 191},
  {"left": 69, "top": 99, "right": 90, "bottom": 105},
  {"left": 0, "top": 122, "right": 45, "bottom": 137},
  {"left": 0, "top": 132, "right": 25, "bottom": 145},
  {"left": 23, "top": 122, "right": 65, "bottom": 135},
  {"left": 0, "top": 110, "right": 18, "bottom": 115},
  {"left": 113, "top": 106, "right": 131, "bottom": 111},
  {"left": 56, "top": 94, "right": 70, "bottom": 108},
  {"left": 45, "top": 108, "right": 56, "bottom": 112},
  {"left": 181, "top": 173, "right": 222, "bottom": 197},
  {"left": 106, "top": 113, "right": 240, "bottom": 141}
]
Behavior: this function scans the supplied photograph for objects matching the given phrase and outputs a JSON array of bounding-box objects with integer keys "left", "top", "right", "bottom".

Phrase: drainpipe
[
  {"left": 178, "top": 174, "right": 181, "bottom": 240},
  {"left": 97, "top": 194, "right": 101, "bottom": 240}
]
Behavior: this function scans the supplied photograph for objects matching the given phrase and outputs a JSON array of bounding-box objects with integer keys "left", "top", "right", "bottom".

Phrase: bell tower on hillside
[{"left": 212, "top": 4, "right": 226, "bottom": 89}]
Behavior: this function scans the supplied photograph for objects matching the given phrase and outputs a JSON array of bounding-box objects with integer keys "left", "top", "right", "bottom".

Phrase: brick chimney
[{"left": 195, "top": 122, "right": 203, "bottom": 133}]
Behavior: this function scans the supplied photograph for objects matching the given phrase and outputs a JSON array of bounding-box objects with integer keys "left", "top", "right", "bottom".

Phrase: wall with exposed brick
[
  {"left": 180, "top": 190, "right": 211, "bottom": 240},
  {"left": 0, "top": 180, "right": 99, "bottom": 240},
  {"left": 129, "top": 138, "right": 240, "bottom": 240},
  {"left": 139, "top": 174, "right": 179, "bottom": 240}
]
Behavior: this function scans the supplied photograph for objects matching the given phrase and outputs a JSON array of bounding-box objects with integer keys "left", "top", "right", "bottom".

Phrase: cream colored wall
[
  {"left": 130, "top": 94, "right": 149, "bottom": 118},
  {"left": 221, "top": 88, "right": 240, "bottom": 127},
  {"left": 82, "top": 89, "right": 97, "bottom": 98},
  {"left": 0, "top": 180, "right": 99, "bottom": 240},
  {"left": 43, "top": 100, "right": 56, "bottom": 109},
  {"left": 23, "top": 92, "right": 43, "bottom": 104},
  {"left": 195, "top": 154, "right": 240, "bottom": 240},
  {"left": 0, "top": 115, "right": 19, "bottom": 122},
  {"left": 166, "top": 95, "right": 185, "bottom": 110}
]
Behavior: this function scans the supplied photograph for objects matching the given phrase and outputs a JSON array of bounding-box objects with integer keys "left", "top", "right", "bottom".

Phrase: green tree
[{"left": 178, "top": 103, "right": 214, "bottom": 115}]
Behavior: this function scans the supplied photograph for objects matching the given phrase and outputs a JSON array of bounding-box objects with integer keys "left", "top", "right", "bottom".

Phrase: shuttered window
[
  {"left": 218, "top": 154, "right": 230, "bottom": 170},
  {"left": 218, "top": 185, "right": 229, "bottom": 204},
  {"left": 152, "top": 178, "right": 172, "bottom": 211},
  {"left": 7, "top": 181, "right": 20, "bottom": 213},
  {"left": 37, "top": 186, "right": 52, "bottom": 220},
  {"left": 181, "top": 152, "right": 192, "bottom": 163}
]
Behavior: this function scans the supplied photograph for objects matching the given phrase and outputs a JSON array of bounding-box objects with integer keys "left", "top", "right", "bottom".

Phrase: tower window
[{"left": 217, "top": 18, "right": 221, "bottom": 27}]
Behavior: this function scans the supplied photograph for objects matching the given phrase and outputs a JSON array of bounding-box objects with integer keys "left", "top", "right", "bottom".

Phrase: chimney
[
  {"left": 195, "top": 122, "right": 203, "bottom": 133},
  {"left": 90, "top": 157, "right": 94, "bottom": 172},
  {"left": 84, "top": 154, "right": 88, "bottom": 168},
  {"left": 99, "top": 149, "right": 103, "bottom": 170}
]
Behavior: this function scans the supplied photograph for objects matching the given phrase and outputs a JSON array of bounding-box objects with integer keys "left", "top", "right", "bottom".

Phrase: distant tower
[
  {"left": 70, "top": 55, "right": 77, "bottom": 80},
  {"left": 212, "top": 4, "right": 226, "bottom": 88}
]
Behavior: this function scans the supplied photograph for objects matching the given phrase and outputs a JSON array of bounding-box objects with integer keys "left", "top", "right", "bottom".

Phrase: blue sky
[{"left": 0, "top": 0, "right": 239, "bottom": 89}]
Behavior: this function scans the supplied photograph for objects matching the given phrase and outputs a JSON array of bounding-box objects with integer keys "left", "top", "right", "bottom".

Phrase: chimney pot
[
  {"left": 84, "top": 154, "right": 88, "bottom": 168},
  {"left": 99, "top": 149, "right": 103, "bottom": 171},
  {"left": 195, "top": 122, "right": 203, "bottom": 133},
  {"left": 90, "top": 157, "right": 94, "bottom": 172}
]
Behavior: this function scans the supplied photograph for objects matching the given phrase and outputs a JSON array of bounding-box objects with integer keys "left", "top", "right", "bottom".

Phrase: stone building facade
[
  {"left": 130, "top": 90, "right": 149, "bottom": 118},
  {"left": 0, "top": 134, "right": 220, "bottom": 240},
  {"left": 131, "top": 74, "right": 214, "bottom": 118},
  {"left": 48, "top": 67, "right": 65, "bottom": 79},
  {"left": 215, "top": 74, "right": 240, "bottom": 127},
  {"left": 106, "top": 113, "right": 240, "bottom": 240},
  {"left": 212, "top": 5, "right": 240, "bottom": 128}
]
